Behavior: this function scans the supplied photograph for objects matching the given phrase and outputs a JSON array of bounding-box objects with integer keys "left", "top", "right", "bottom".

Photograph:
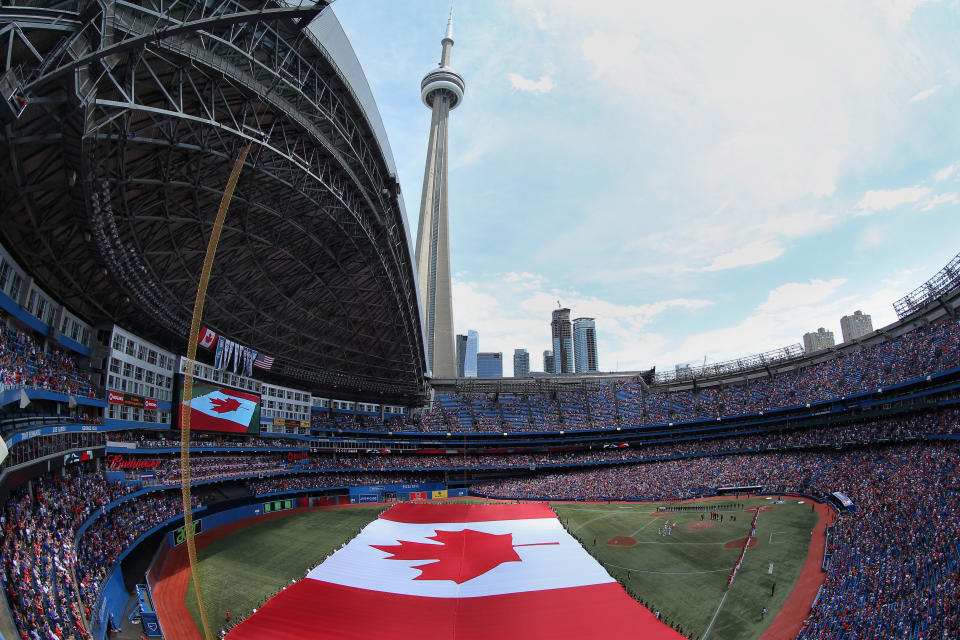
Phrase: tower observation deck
[{"left": 414, "top": 9, "right": 465, "bottom": 378}]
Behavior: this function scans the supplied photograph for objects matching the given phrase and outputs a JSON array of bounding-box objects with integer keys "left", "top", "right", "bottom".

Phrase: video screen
[{"left": 175, "top": 378, "right": 261, "bottom": 435}]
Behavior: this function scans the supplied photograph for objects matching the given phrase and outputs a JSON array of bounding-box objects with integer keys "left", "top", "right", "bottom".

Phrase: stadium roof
[{"left": 0, "top": 0, "right": 426, "bottom": 401}]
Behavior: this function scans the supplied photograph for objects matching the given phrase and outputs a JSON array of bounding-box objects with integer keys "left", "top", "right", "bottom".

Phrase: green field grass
[
  {"left": 554, "top": 497, "right": 818, "bottom": 640},
  {"left": 185, "top": 507, "right": 383, "bottom": 633}
]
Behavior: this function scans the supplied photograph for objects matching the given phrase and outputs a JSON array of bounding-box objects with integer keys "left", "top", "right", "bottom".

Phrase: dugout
[{"left": 828, "top": 491, "right": 856, "bottom": 512}]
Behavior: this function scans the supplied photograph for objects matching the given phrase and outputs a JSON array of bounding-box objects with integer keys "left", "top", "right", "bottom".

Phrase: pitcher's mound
[
  {"left": 607, "top": 536, "right": 637, "bottom": 546},
  {"left": 724, "top": 537, "right": 758, "bottom": 549},
  {"left": 687, "top": 521, "right": 716, "bottom": 530}
]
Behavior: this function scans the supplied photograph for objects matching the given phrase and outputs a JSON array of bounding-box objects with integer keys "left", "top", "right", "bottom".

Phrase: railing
[
  {"left": 655, "top": 344, "right": 805, "bottom": 384},
  {"left": 893, "top": 252, "right": 960, "bottom": 319}
]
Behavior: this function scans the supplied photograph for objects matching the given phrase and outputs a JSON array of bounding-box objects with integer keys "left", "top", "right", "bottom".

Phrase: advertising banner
[{"left": 106, "top": 390, "right": 158, "bottom": 410}]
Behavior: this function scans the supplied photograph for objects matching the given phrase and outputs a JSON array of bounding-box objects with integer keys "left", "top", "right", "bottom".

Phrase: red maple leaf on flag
[
  {"left": 371, "top": 529, "right": 556, "bottom": 583},
  {"left": 210, "top": 397, "right": 241, "bottom": 414}
]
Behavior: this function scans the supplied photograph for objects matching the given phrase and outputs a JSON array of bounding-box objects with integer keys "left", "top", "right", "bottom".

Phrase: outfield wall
[{"left": 88, "top": 507, "right": 207, "bottom": 639}]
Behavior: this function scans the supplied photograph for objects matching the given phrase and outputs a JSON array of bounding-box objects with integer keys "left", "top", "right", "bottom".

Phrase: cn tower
[{"left": 414, "top": 9, "right": 465, "bottom": 378}]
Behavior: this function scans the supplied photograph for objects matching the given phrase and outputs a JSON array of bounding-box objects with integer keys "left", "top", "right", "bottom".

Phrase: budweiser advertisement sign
[
  {"left": 106, "top": 391, "right": 158, "bottom": 410},
  {"left": 107, "top": 454, "right": 163, "bottom": 471},
  {"left": 286, "top": 452, "right": 309, "bottom": 462}
]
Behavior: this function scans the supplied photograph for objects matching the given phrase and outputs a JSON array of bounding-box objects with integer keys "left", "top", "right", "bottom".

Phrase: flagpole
[{"left": 180, "top": 140, "right": 252, "bottom": 640}]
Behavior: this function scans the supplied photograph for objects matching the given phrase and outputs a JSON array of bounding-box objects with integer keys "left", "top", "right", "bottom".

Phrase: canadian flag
[
  {"left": 197, "top": 326, "right": 218, "bottom": 349},
  {"left": 181, "top": 386, "right": 258, "bottom": 433},
  {"left": 227, "top": 503, "right": 685, "bottom": 639}
]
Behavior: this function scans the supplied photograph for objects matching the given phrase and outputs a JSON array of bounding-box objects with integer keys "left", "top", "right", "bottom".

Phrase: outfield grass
[
  {"left": 185, "top": 507, "right": 383, "bottom": 633},
  {"left": 554, "top": 497, "right": 818, "bottom": 640}
]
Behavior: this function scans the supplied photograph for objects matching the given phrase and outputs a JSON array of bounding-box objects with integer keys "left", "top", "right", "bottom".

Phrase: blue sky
[{"left": 332, "top": 0, "right": 960, "bottom": 376}]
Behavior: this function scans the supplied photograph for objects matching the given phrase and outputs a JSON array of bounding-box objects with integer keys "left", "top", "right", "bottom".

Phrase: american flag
[{"left": 253, "top": 353, "right": 275, "bottom": 370}]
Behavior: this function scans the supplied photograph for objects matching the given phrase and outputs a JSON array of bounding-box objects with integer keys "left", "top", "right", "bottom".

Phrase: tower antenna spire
[{"left": 415, "top": 10, "right": 466, "bottom": 378}]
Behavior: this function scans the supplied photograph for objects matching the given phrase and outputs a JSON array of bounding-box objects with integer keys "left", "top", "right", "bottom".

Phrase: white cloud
[
  {"left": 920, "top": 192, "right": 959, "bottom": 210},
  {"left": 855, "top": 186, "right": 931, "bottom": 212},
  {"left": 872, "top": 0, "right": 939, "bottom": 27},
  {"left": 757, "top": 279, "right": 848, "bottom": 313},
  {"left": 647, "top": 277, "right": 902, "bottom": 370},
  {"left": 505, "top": 0, "right": 938, "bottom": 277},
  {"left": 909, "top": 84, "right": 941, "bottom": 102},
  {"left": 453, "top": 268, "right": 913, "bottom": 375},
  {"left": 520, "top": 0, "right": 915, "bottom": 208},
  {"left": 934, "top": 163, "right": 958, "bottom": 182},
  {"left": 453, "top": 272, "right": 711, "bottom": 375},
  {"left": 507, "top": 72, "right": 556, "bottom": 94},
  {"left": 701, "top": 240, "right": 785, "bottom": 272}
]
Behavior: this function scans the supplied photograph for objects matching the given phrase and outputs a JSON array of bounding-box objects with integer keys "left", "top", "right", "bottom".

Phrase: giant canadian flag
[
  {"left": 180, "top": 384, "right": 259, "bottom": 434},
  {"left": 227, "top": 503, "right": 685, "bottom": 639}
]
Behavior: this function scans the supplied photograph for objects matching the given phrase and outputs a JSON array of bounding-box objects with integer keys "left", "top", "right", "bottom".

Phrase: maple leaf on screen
[
  {"left": 372, "top": 529, "right": 523, "bottom": 583},
  {"left": 210, "top": 397, "right": 241, "bottom": 414}
]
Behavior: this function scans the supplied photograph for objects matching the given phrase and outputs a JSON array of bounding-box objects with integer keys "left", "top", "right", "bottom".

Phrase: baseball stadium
[{"left": 0, "top": 2, "right": 958, "bottom": 640}]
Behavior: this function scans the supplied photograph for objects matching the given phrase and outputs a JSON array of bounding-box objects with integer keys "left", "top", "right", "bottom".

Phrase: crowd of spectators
[
  {"left": 243, "top": 471, "right": 442, "bottom": 495},
  {"left": 476, "top": 443, "right": 960, "bottom": 638},
  {"left": 1, "top": 468, "right": 132, "bottom": 639},
  {"left": 3, "top": 433, "right": 958, "bottom": 639},
  {"left": 0, "top": 465, "right": 202, "bottom": 639},
  {"left": 128, "top": 454, "right": 297, "bottom": 486},
  {"left": 0, "top": 318, "right": 96, "bottom": 397},
  {"left": 103, "top": 410, "right": 959, "bottom": 483},
  {"left": 75, "top": 490, "right": 200, "bottom": 613},
  {"left": 110, "top": 432, "right": 307, "bottom": 450},
  {"left": 797, "top": 446, "right": 960, "bottom": 639},
  {"left": 318, "top": 318, "right": 960, "bottom": 434}
]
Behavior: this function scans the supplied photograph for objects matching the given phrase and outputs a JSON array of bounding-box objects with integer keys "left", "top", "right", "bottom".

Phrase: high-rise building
[
  {"left": 840, "top": 310, "right": 874, "bottom": 343},
  {"left": 463, "top": 329, "right": 478, "bottom": 377},
  {"left": 477, "top": 352, "right": 503, "bottom": 378},
  {"left": 551, "top": 308, "right": 574, "bottom": 373},
  {"left": 803, "top": 327, "right": 836, "bottom": 353},
  {"left": 455, "top": 334, "right": 467, "bottom": 377},
  {"left": 543, "top": 350, "right": 555, "bottom": 374},
  {"left": 513, "top": 348, "right": 530, "bottom": 377},
  {"left": 413, "top": 10, "right": 465, "bottom": 378},
  {"left": 573, "top": 317, "right": 598, "bottom": 373}
]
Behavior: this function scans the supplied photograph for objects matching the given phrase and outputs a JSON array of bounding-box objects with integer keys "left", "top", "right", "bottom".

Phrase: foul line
[
  {"left": 561, "top": 507, "right": 656, "bottom": 514},
  {"left": 571, "top": 512, "right": 617, "bottom": 533},
  {"left": 702, "top": 590, "right": 729, "bottom": 640},
  {"left": 629, "top": 516, "right": 660, "bottom": 538}
]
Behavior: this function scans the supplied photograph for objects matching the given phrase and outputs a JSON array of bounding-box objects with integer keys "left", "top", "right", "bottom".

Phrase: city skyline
[{"left": 334, "top": 1, "right": 960, "bottom": 376}]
